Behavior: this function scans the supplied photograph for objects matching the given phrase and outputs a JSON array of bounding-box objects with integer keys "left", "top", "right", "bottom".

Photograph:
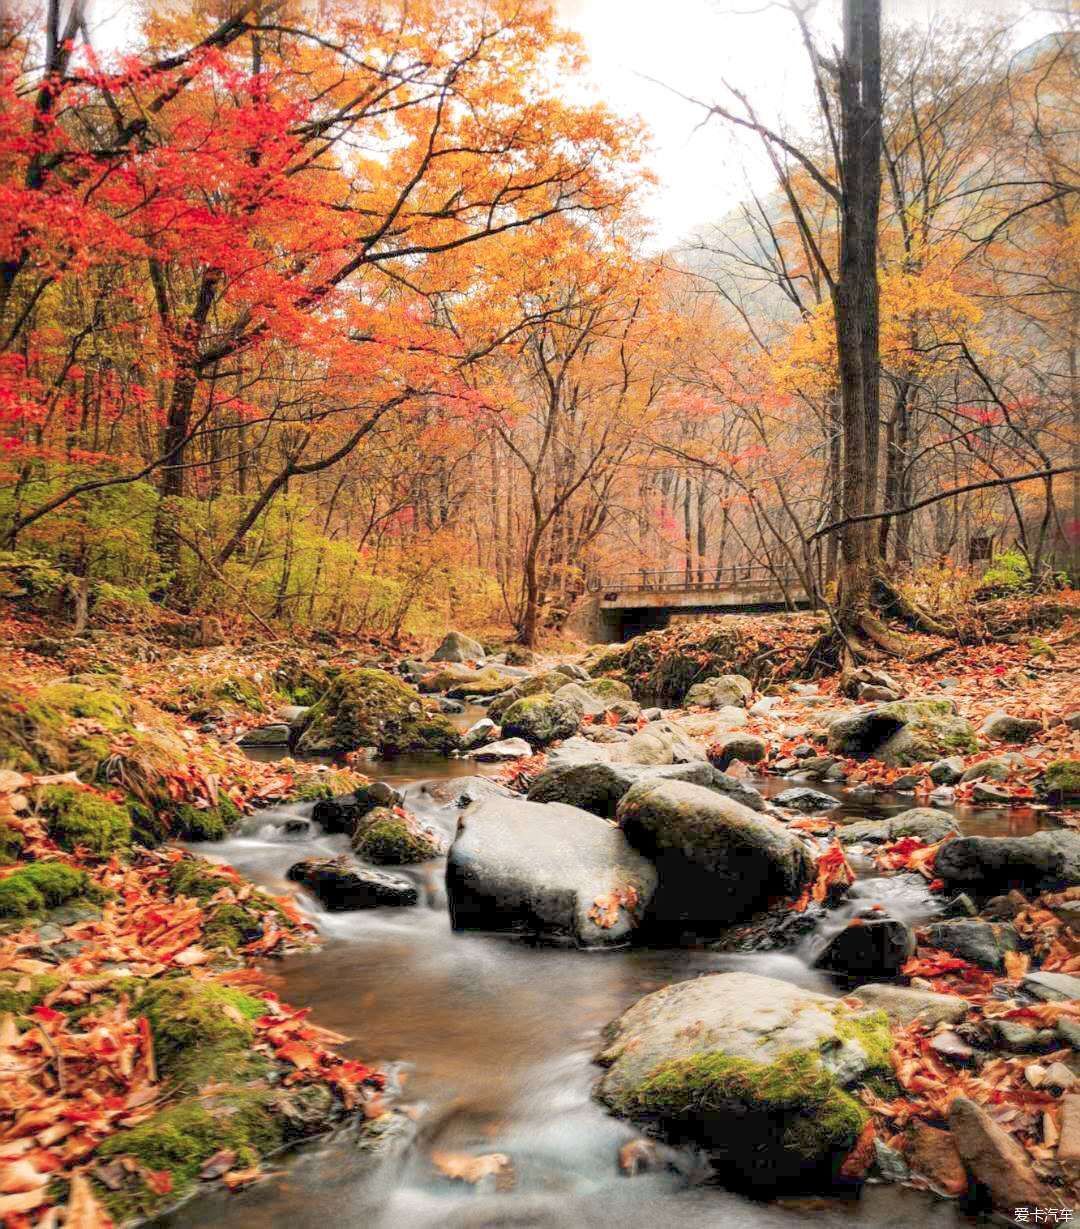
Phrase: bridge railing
[{"left": 593, "top": 565, "right": 803, "bottom": 595}]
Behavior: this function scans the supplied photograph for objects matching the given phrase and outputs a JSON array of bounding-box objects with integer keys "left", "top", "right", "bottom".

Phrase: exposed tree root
[{"left": 871, "top": 575, "right": 954, "bottom": 637}]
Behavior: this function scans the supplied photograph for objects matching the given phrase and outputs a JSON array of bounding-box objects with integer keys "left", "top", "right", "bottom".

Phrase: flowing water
[{"left": 155, "top": 741, "right": 1048, "bottom": 1229}]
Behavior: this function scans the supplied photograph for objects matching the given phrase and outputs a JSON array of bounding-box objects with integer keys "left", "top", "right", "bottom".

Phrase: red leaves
[
  {"left": 874, "top": 837, "right": 945, "bottom": 878},
  {"left": 588, "top": 885, "right": 640, "bottom": 929},
  {"left": 791, "top": 840, "right": 854, "bottom": 912}
]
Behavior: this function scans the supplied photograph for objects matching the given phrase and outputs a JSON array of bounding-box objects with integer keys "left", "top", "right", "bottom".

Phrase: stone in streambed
[
  {"left": 684, "top": 674, "right": 753, "bottom": 710},
  {"left": 1022, "top": 971, "right": 1080, "bottom": 1002},
  {"left": 501, "top": 693, "right": 582, "bottom": 747},
  {"left": 460, "top": 718, "right": 498, "bottom": 751},
  {"left": 849, "top": 983, "right": 970, "bottom": 1027},
  {"left": 619, "top": 720, "right": 706, "bottom": 766},
  {"left": 948, "top": 1096, "right": 1053, "bottom": 1212},
  {"left": 237, "top": 723, "right": 292, "bottom": 747},
  {"left": 837, "top": 807, "right": 959, "bottom": 847},
  {"left": 445, "top": 797, "right": 657, "bottom": 947},
  {"left": 935, "top": 831, "right": 1080, "bottom": 894},
  {"left": 594, "top": 971, "right": 888, "bottom": 1189},
  {"left": 616, "top": 779, "right": 812, "bottom": 933},
  {"left": 708, "top": 732, "right": 767, "bottom": 770},
  {"left": 980, "top": 711, "right": 1043, "bottom": 743},
  {"left": 287, "top": 856, "right": 418, "bottom": 910},
  {"left": 430, "top": 631, "right": 485, "bottom": 663},
  {"left": 312, "top": 781, "right": 400, "bottom": 834},
  {"left": 814, "top": 917, "right": 915, "bottom": 978},
  {"left": 925, "top": 920, "right": 1018, "bottom": 972},
  {"left": 350, "top": 807, "right": 444, "bottom": 864},
  {"left": 774, "top": 787, "right": 839, "bottom": 813},
  {"left": 464, "top": 736, "right": 532, "bottom": 761}
]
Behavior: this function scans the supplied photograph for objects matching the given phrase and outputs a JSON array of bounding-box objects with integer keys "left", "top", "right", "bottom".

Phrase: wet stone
[
  {"left": 814, "top": 917, "right": 915, "bottom": 978},
  {"left": 773, "top": 787, "right": 839, "bottom": 813},
  {"left": 286, "top": 856, "right": 418, "bottom": 910}
]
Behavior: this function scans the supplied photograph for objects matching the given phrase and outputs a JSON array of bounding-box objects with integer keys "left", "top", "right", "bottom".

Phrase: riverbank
[{"left": 0, "top": 599, "right": 1078, "bottom": 1224}]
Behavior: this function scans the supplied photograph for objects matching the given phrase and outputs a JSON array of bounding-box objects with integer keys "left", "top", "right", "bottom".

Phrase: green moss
[
  {"left": 96, "top": 1088, "right": 282, "bottom": 1219},
  {"left": 0, "top": 861, "right": 88, "bottom": 917},
  {"left": 0, "top": 684, "right": 67, "bottom": 772},
  {"left": 126, "top": 800, "right": 171, "bottom": 848},
  {"left": 296, "top": 668, "right": 460, "bottom": 757},
  {"left": 584, "top": 677, "right": 633, "bottom": 701},
  {"left": 630, "top": 1048, "right": 867, "bottom": 1163},
  {"left": 1044, "top": 760, "right": 1080, "bottom": 799},
  {"left": 0, "top": 821, "right": 25, "bottom": 865},
  {"left": 214, "top": 675, "right": 266, "bottom": 713},
  {"left": 166, "top": 858, "right": 233, "bottom": 901},
  {"left": 38, "top": 683, "right": 131, "bottom": 729},
  {"left": 0, "top": 971, "right": 61, "bottom": 1014},
  {"left": 1029, "top": 636, "right": 1055, "bottom": 659},
  {"left": 169, "top": 796, "right": 241, "bottom": 842},
  {"left": 352, "top": 809, "right": 441, "bottom": 864},
  {"left": 832, "top": 1009, "right": 893, "bottom": 1075},
  {"left": 136, "top": 978, "right": 265, "bottom": 1084},
  {"left": 37, "top": 784, "right": 131, "bottom": 856}
]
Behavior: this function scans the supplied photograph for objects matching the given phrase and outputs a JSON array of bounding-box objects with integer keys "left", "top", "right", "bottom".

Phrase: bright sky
[
  {"left": 83, "top": 0, "right": 1059, "bottom": 250},
  {"left": 555, "top": 0, "right": 1060, "bottom": 248}
]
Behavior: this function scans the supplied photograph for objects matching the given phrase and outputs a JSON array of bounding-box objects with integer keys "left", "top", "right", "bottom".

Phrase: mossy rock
[
  {"left": 295, "top": 668, "right": 459, "bottom": 757},
  {"left": 166, "top": 857, "right": 286, "bottom": 949},
  {"left": 96, "top": 1087, "right": 282, "bottom": 1220},
  {"left": 36, "top": 784, "right": 131, "bottom": 856},
  {"left": 626, "top": 1048, "right": 867, "bottom": 1184},
  {"left": 583, "top": 677, "right": 633, "bottom": 702},
  {"left": 0, "top": 861, "right": 88, "bottom": 917},
  {"left": 291, "top": 767, "right": 370, "bottom": 803},
  {"left": 1043, "top": 759, "right": 1080, "bottom": 800},
  {"left": 487, "top": 671, "right": 577, "bottom": 721},
  {"left": 274, "top": 655, "right": 333, "bottom": 707},
  {"left": 350, "top": 808, "right": 443, "bottom": 864},
  {"left": 0, "top": 821, "right": 25, "bottom": 865},
  {"left": 501, "top": 693, "right": 581, "bottom": 747},
  {"left": 168, "top": 795, "right": 242, "bottom": 842}
]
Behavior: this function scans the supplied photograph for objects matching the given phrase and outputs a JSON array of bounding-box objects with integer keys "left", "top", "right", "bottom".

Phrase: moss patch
[
  {"left": 351, "top": 809, "right": 441, "bottom": 864},
  {"left": 36, "top": 784, "right": 131, "bottom": 856},
  {"left": 0, "top": 971, "right": 61, "bottom": 1013},
  {"left": 0, "top": 861, "right": 88, "bottom": 917},
  {"left": 169, "top": 795, "right": 241, "bottom": 842},
  {"left": 0, "top": 821, "right": 25, "bottom": 865},
  {"left": 136, "top": 978, "right": 265, "bottom": 1085},
  {"left": 629, "top": 1048, "right": 867, "bottom": 1166},
  {"left": 0, "top": 681, "right": 135, "bottom": 778},
  {"left": 831, "top": 1009, "right": 893, "bottom": 1075},
  {"left": 1044, "top": 760, "right": 1080, "bottom": 799}
]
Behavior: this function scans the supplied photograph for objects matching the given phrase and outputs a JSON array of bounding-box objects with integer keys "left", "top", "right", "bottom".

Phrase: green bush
[{"left": 981, "top": 547, "right": 1031, "bottom": 593}]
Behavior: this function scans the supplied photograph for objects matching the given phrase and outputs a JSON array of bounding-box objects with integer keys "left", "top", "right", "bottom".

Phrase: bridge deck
[{"left": 596, "top": 566, "right": 808, "bottom": 611}]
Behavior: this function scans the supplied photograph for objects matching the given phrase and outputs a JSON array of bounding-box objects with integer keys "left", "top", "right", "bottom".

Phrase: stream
[{"left": 156, "top": 734, "right": 1050, "bottom": 1229}]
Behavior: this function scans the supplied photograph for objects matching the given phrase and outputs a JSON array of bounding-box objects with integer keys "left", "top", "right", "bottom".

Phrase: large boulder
[
  {"left": 827, "top": 700, "right": 976, "bottom": 766},
  {"left": 553, "top": 681, "right": 608, "bottom": 718},
  {"left": 501, "top": 693, "right": 582, "bottom": 747},
  {"left": 295, "top": 669, "right": 460, "bottom": 757},
  {"left": 445, "top": 797, "right": 657, "bottom": 946},
  {"left": 814, "top": 917, "right": 915, "bottom": 978},
  {"left": 595, "top": 971, "right": 887, "bottom": 1188},
  {"left": 616, "top": 779, "right": 813, "bottom": 932},
  {"left": 980, "top": 711, "right": 1042, "bottom": 744},
  {"left": 311, "top": 781, "right": 399, "bottom": 834},
  {"left": 935, "top": 831, "right": 1080, "bottom": 894},
  {"left": 420, "top": 666, "right": 515, "bottom": 698},
  {"left": 487, "top": 671, "right": 578, "bottom": 721},
  {"left": 430, "top": 631, "right": 485, "bottom": 663},
  {"left": 286, "top": 856, "right": 418, "bottom": 910},
  {"left": 837, "top": 807, "right": 959, "bottom": 847}
]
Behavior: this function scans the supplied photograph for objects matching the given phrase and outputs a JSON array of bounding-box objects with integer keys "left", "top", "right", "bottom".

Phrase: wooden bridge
[{"left": 581, "top": 565, "right": 812, "bottom": 641}]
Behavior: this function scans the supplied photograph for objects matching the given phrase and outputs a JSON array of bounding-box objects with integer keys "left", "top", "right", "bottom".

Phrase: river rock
[
  {"left": 972, "top": 781, "right": 1011, "bottom": 804},
  {"left": 501, "top": 693, "right": 582, "bottom": 747},
  {"left": 814, "top": 917, "right": 915, "bottom": 977},
  {"left": 446, "top": 797, "right": 656, "bottom": 946},
  {"left": 929, "top": 756, "right": 965, "bottom": 785},
  {"left": 312, "top": 782, "right": 400, "bottom": 834},
  {"left": 553, "top": 681, "right": 608, "bottom": 718},
  {"left": 841, "top": 665, "right": 902, "bottom": 700},
  {"left": 708, "top": 732, "right": 767, "bottom": 770},
  {"left": 925, "top": 920, "right": 1018, "bottom": 972},
  {"left": 684, "top": 674, "right": 753, "bottom": 710},
  {"left": 908, "top": 1122, "right": 967, "bottom": 1197},
  {"left": 465, "top": 736, "right": 532, "bottom": 761},
  {"left": 431, "top": 631, "right": 485, "bottom": 664},
  {"left": 460, "top": 718, "right": 498, "bottom": 751},
  {"left": 827, "top": 701, "right": 976, "bottom": 766},
  {"left": 616, "top": 779, "right": 812, "bottom": 932},
  {"left": 287, "top": 856, "right": 418, "bottom": 910},
  {"left": 296, "top": 668, "right": 460, "bottom": 757},
  {"left": 1022, "top": 971, "right": 1080, "bottom": 1002},
  {"left": 553, "top": 662, "right": 591, "bottom": 682},
  {"left": 981, "top": 711, "right": 1043, "bottom": 743},
  {"left": 849, "top": 983, "right": 970, "bottom": 1027},
  {"left": 774, "top": 787, "right": 839, "bottom": 813},
  {"left": 237, "top": 723, "right": 292, "bottom": 747},
  {"left": 960, "top": 755, "right": 1017, "bottom": 782},
  {"left": 595, "top": 971, "right": 886, "bottom": 1187},
  {"left": 948, "top": 1096, "right": 1052, "bottom": 1212},
  {"left": 351, "top": 807, "right": 445, "bottom": 864},
  {"left": 619, "top": 720, "right": 706, "bottom": 766},
  {"left": 526, "top": 760, "right": 764, "bottom": 819},
  {"left": 419, "top": 776, "right": 516, "bottom": 809},
  {"left": 935, "top": 831, "right": 1080, "bottom": 893}
]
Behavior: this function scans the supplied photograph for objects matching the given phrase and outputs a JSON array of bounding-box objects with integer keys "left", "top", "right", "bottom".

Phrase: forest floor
[{"left": 0, "top": 589, "right": 1077, "bottom": 1224}]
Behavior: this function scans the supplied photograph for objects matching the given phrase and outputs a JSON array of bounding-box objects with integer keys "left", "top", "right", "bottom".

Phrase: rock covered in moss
[
  {"left": 35, "top": 784, "right": 131, "bottom": 855},
  {"left": 595, "top": 971, "right": 887, "bottom": 1187},
  {"left": 0, "top": 861, "right": 88, "bottom": 917},
  {"left": 981, "top": 711, "right": 1043, "bottom": 743},
  {"left": 827, "top": 700, "right": 976, "bottom": 765},
  {"left": 501, "top": 693, "right": 582, "bottom": 747},
  {"left": 838, "top": 807, "right": 959, "bottom": 846},
  {"left": 311, "top": 780, "right": 399, "bottom": 832},
  {"left": 0, "top": 680, "right": 132, "bottom": 775},
  {"left": 295, "top": 668, "right": 459, "bottom": 757},
  {"left": 350, "top": 807, "right": 444, "bottom": 863},
  {"left": 487, "top": 671, "right": 578, "bottom": 721},
  {"left": 615, "top": 778, "right": 812, "bottom": 933},
  {"left": 1042, "top": 759, "right": 1080, "bottom": 800}
]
